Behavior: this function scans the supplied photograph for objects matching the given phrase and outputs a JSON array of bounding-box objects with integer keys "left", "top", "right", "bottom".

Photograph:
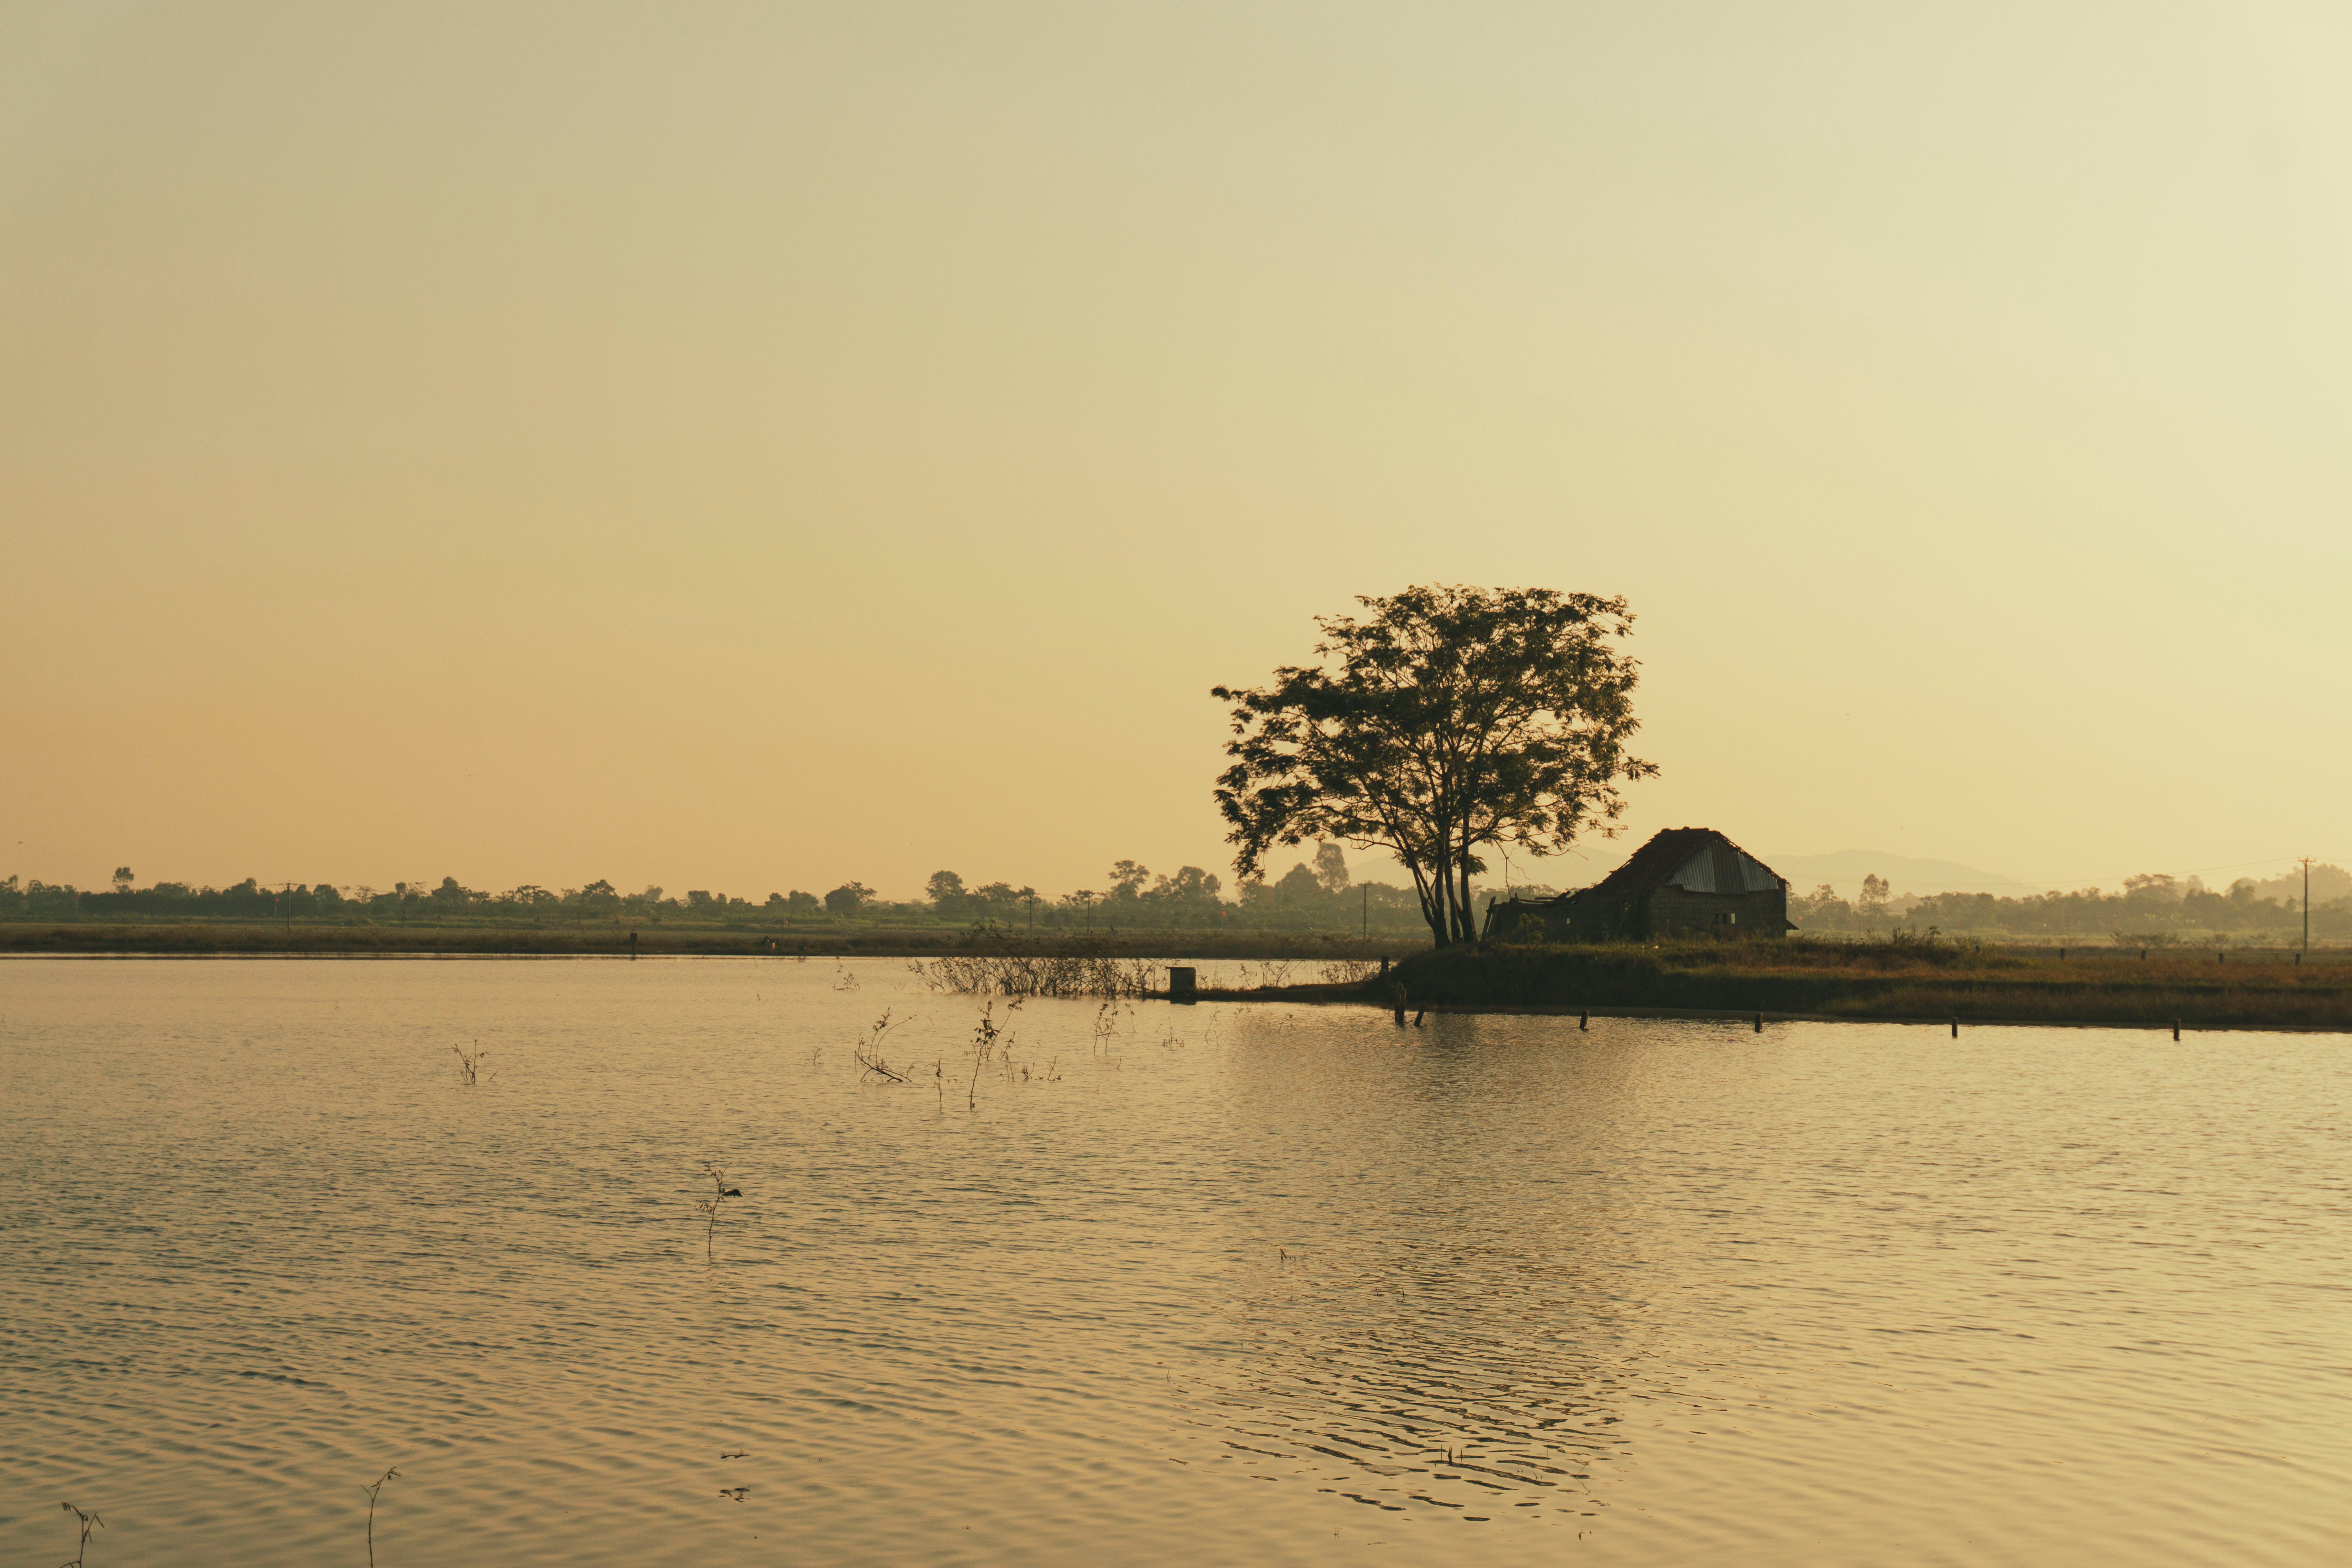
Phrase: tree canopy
[{"left": 1211, "top": 584, "right": 1657, "bottom": 945}]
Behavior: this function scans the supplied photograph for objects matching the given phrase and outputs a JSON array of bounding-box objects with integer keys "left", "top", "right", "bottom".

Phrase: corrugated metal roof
[{"left": 1586, "top": 828, "right": 1783, "bottom": 897}]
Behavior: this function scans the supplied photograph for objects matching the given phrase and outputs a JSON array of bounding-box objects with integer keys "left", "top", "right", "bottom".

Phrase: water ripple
[{"left": 2, "top": 960, "right": 2348, "bottom": 1564}]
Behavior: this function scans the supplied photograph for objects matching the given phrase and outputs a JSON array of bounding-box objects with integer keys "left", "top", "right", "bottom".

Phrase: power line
[{"left": 2299, "top": 857, "right": 2315, "bottom": 953}]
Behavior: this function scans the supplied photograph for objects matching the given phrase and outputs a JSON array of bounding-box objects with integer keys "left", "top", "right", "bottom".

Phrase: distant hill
[
  {"left": 1761, "top": 850, "right": 2034, "bottom": 900},
  {"left": 1536, "top": 842, "right": 2034, "bottom": 901}
]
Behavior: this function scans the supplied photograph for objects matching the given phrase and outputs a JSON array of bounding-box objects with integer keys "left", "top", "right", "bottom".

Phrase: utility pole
[{"left": 2300, "top": 857, "right": 2314, "bottom": 954}]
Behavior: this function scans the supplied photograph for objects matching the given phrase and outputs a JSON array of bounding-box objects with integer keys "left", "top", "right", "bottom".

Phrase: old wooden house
[{"left": 1481, "top": 828, "right": 1793, "bottom": 942}]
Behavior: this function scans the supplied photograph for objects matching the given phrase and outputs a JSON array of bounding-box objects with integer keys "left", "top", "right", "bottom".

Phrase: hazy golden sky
[{"left": 7, "top": 2, "right": 2351, "bottom": 900}]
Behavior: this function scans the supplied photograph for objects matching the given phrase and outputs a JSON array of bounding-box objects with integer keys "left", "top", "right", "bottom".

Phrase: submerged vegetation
[
  {"left": 362, "top": 1470, "right": 397, "bottom": 1568},
  {"left": 915, "top": 945, "right": 1165, "bottom": 999},
  {"left": 851, "top": 1009, "right": 907, "bottom": 1082},
  {"left": 964, "top": 1000, "right": 1004, "bottom": 1109},
  {"left": 692, "top": 1164, "right": 741, "bottom": 1262},
  {"left": 835, "top": 997, "right": 1073, "bottom": 1110},
  {"left": 58, "top": 1502, "right": 103, "bottom": 1568}
]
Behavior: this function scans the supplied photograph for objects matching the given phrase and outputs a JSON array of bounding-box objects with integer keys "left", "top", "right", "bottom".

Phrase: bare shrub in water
[
  {"left": 916, "top": 937, "right": 1160, "bottom": 999},
  {"left": 58, "top": 1502, "right": 103, "bottom": 1567},
  {"left": 1319, "top": 958, "right": 1376, "bottom": 984},
  {"left": 451, "top": 1042, "right": 491, "bottom": 1086},
  {"left": 959, "top": 998, "right": 1044, "bottom": 1107},
  {"left": 361, "top": 1470, "right": 397, "bottom": 1568},
  {"left": 965, "top": 999, "right": 1002, "bottom": 1109},
  {"left": 853, "top": 1008, "right": 907, "bottom": 1082},
  {"left": 694, "top": 1162, "right": 742, "bottom": 1261}
]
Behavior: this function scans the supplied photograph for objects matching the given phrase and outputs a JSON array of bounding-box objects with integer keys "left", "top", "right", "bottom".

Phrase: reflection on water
[
  {"left": 2, "top": 959, "right": 2349, "bottom": 1565},
  {"left": 1185, "top": 1021, "right": 1653, "bottom": 1529}
]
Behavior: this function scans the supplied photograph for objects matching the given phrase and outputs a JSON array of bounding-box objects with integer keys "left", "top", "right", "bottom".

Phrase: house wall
[
  {"left": 1639, "top": 885, "right": 1789, "bottom": 939},
  {"left": 1484, "top": 896, "right": 1630, "bottom": 942},
  {"left": 1484, "top": 878, "right": 1793, "bottom": 944},
  {"left": 1558, "top": 896, "right": 1638, "bottom": 942},
  {"left": 1485, "top": 900, "right": 1586, "bottom": 942}
]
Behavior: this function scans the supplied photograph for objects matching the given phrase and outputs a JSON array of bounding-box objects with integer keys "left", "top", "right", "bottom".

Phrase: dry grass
[{"left": 1379, "top": 939, "right": 2352, "bottom": 1029}]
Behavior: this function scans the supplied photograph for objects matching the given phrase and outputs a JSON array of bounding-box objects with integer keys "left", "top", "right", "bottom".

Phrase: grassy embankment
[
  {"left": 1281, "top": 939, "right": 2352, "bottom": 1030},
  {"left": 0, "top": 921, "right": 1422, "bottom": 962}
]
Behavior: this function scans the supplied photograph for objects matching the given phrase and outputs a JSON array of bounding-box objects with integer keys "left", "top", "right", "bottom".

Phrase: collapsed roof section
[{"left": 1584, "top": 828, "right": 1786, "bottom": 898}]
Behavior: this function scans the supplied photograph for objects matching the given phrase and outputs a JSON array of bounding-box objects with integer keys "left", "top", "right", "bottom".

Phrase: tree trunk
[
  {"left": 1402, "top": 850, "right": 1450, "bottom": 947},
  {"left": 1452, "top": 847, "right": 1477, "bottom": 943},
  {"left": 1427, "top": 841, "right": 1460, "bottom": 947}
]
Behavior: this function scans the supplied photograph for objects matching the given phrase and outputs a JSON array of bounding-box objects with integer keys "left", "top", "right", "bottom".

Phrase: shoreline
[
  {"left": 13, "top": 926, "right": 2348, "bottom": 1033},
  {"left": 1193, "top": 940, "right": 2352, "bottom": 1033},
  {"left": 1195, "top": 986, "right": 2352, "bottom": 1033}
]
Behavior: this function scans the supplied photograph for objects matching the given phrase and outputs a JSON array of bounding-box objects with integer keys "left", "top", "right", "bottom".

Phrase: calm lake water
[{"left": 4, "top": 957, "right": 2348, "bottom": 1565}]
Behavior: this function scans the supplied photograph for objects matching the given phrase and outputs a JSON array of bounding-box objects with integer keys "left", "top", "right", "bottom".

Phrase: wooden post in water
[
  {"left": 1389, "top": 980, "right": 1407, "bottom": 1026},
  {"left": 1579, "top": 1009, "right": 1588, "bottom": 1031},
  {"left": 628, "top": 930, "right": 639, "bottom": 960},
  {"left": 1950, "top": 1017, "right": 1958, "bottom": 1038},
  {"left": 2172, "top": 1020, "right": 2181, "bottom": 1040},
  {"left": 1753, "top": 1012, "right": 1762, "bottom": 1033}
]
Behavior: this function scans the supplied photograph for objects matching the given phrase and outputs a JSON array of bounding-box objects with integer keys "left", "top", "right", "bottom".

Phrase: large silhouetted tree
[{"left": 1212, "top": 585, "right": 1657, "bottom": 946}]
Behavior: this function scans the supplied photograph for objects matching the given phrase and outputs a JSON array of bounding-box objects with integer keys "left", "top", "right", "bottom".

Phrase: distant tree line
[
  {"left": 0, "top": 846, "right": 1439, "bottom": 935},
  {"left": 1791, "top": 867, "right": 2352, "bottom": 942},
  {"left": 37, "top": 855, "right": 2320, "bottom": 943}
]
